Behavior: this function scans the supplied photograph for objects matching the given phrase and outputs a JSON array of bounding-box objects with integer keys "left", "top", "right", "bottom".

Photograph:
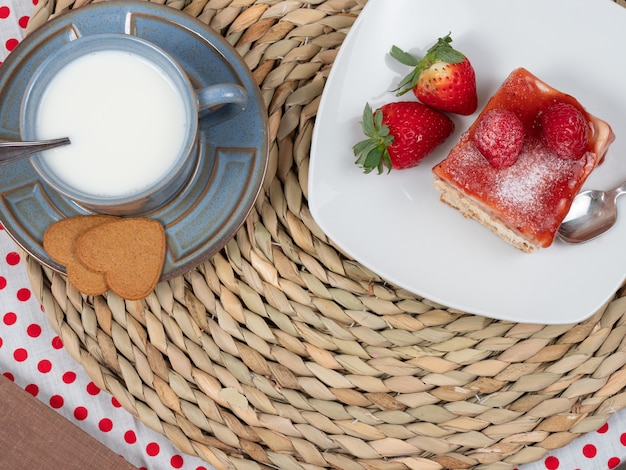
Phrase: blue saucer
[{"left": 0, "top": 1, "right": 268, "bottom": 280}]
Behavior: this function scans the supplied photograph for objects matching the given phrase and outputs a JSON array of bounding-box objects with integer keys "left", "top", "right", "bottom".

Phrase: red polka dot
[
  {"left": 51, "top": 336, "right": 63, "bottom": 349},
  {"left": 621, "top": 432, "right": 626, "bottom": 446},
  {"left": 3, "top": 312, "right": 16, "bottom": 325},
  {"left": 5, "top": 38, "right": 18, "bottom": 52},
  {"left": 27, "top": 323, "right": 42, "bottom": 337},
  {"left": 0, "top": 6, "right": 10, "bottom": 19},
  {"left": 13, "top": 347, "right": 27, "bottom": 362},
  {"left": 3, "top": 372, "right": 14, "bottom": 381},
  {"left": 37, "top": 359, "right": 52, "bottom": 373},
  {"left": 609, "top": 457, "right": 621, "bottom": 469},
  {"left": 18, "top": 15, "right": 29, "bottom": 28},
  {"left": 146, "top": 442, "right": 160, "bottom": 457},
  {"left": 196, "top": 467, "right": 208, "bottom": 470},
  {"left": 32, "top": 0, "right": 38, "bottom": 5},
  {"left": 74, "top": 406, "right": 88, "bottom": 420},
  {"left": 0, "top": 337, "right": 3, "bottom": 348},
  {"left": 124, "top": 430, "right": 137, "bottom": 444},
  {"left": 598, "top": 422, "right": 609, "bottom": 433},
  {"left": 582, "top": 444, "right": 597, "bottom": 458},
  {"left": 98, "top": 418, "right": 113, "bottom": 432},
  {"left": 49, "top": 394, "right": 64, "bottom": 409},
  {"left": 0, "top": 276, "right": 6, "bottom": 289},
  {"left": 6, "top": 252, "right": 20, "bottom": 265},
  {"left": 62, "top": 371, "right": 76, "bottom": 384},
  {"left": 170, "top": 455, "right": 184, "bottom": 468},
  {"left": 16, "top": 287, "right": 31, "bottom": 301},
  {"left": 544, "top": 456, "right": 559, "bottom": 470},
  {"left": 87, "top": 382, "right": 100, "bottom": 395},
  {"left": 24, "top": 384, "right": 38, "bottom": 397},
  {"left": 111, "top": 397, "right": 122, "bottom": 408}
]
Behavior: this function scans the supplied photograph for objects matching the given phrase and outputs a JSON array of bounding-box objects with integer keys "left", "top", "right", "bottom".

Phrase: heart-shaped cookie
[
  {"left": 43, "top": 215, "right": 118, "bottom": 296},
  {"left": 75, "top": 218, "right": 166, "bottom": 300}
]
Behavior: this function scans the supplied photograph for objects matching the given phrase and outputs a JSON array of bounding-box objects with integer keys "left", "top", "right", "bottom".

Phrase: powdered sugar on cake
[{"left": 493, "top": 139, "right": 589, "bottom": 231}]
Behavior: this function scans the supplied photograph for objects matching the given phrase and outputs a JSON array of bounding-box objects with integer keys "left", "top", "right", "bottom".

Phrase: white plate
[{"left": 309, "top": 0, "right": 626, "bottom": 324}]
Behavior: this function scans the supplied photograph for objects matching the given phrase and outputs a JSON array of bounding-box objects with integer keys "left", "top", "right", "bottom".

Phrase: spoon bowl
[{"left": 558, "top": 181, "right": 626, "bottom": 243}]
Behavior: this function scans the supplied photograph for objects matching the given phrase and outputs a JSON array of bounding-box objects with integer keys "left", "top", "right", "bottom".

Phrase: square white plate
[{"left": 309, "top": 0, "right": 626, "bottom": 324}]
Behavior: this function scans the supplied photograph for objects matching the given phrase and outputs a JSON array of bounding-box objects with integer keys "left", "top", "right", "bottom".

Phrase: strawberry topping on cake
[
  {"left": 432, "top": 68, "right": 615, "bottom": 252},
  {"left": 473, "top": 109, "right": 525, "bottom": 168}
]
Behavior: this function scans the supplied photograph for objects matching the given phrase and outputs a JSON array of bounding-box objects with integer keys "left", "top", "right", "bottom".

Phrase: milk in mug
[{"left": 35, "top": 49, "right": 189, "bottom": 198}]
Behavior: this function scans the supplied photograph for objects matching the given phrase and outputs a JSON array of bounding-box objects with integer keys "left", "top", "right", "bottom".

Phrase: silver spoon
[
  {"left": 0, "top": 137, "right": 71, "bottom": 165},
  {"left": 558, "top": 180, "right": 626, "bottom": 243}
]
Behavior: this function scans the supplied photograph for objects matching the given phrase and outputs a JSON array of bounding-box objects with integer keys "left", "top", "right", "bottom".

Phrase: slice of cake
[{"left": 432, "top": 67, "right": 615, "bottom": 253}]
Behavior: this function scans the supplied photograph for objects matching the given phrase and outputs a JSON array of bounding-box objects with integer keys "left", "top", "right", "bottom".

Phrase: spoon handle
[
  {"left": 615, "top": 180, "right": 626, "bottom": 198},
  {"left": 0, "top": 137, "right": 71, "bottom": 165}
]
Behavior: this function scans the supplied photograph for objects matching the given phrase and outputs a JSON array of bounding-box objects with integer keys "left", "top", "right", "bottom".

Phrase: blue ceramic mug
[{"left": 21, "top": 33, "right": 248, "bottom": 215}]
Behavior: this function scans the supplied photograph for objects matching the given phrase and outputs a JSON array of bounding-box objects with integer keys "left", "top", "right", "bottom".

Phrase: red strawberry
[
  {"left": 391, "top": 34, "right": 477, "bottom": 115},
  {"left": 473, "top": 109, "right": 525, "bottom": 168},
  {"left": 353, "top": 101, "right": 454, "bottom": 173},
  {"left": 540, "top": 102, "right": 589, "bottom": 160}
]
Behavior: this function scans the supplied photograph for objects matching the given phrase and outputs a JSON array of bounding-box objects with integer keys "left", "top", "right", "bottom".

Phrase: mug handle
[{"left": 195, "top": 83, "right": 248, "bottom": 122}]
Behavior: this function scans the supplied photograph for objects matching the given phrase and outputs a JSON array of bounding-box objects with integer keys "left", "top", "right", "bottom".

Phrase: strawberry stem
[{"left": 353, "top": 103, "right": 393, "bottom": 174}]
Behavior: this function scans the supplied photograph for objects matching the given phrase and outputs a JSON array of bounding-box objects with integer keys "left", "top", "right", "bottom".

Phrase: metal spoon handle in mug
[{"left": 0, "top": 137, "right": 71, "bottom": 165}]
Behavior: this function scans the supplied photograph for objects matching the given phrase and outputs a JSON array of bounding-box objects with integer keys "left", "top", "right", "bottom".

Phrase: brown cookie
[
  {"left": 43, "top": 215, "right": 118, "bottom": 296},
  {"left": 75, "top": 217, "right": 166, "bottom": 300}
]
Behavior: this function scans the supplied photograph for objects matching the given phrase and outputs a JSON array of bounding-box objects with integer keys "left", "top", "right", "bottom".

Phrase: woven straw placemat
[{"left": 24, "top": 1, "right": 626, "bottom": 469}]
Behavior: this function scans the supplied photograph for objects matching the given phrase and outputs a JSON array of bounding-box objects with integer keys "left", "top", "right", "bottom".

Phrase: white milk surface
[{"left": 35, "top": 49, "right": 189, "bottom": 198}]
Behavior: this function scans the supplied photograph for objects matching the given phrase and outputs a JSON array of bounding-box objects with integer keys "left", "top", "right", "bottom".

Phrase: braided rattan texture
[{"left": 24, "top": 1, "right": 626, "bottom": 469}]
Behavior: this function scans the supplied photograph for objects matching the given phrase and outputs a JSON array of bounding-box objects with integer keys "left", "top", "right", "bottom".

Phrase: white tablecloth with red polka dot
[{"left": 0, "top": 2, "right": 625, "bottom": 469}]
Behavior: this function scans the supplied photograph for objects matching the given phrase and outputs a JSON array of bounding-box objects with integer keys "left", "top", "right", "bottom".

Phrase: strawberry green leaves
[{"left": 353, "top": 103, "right": 394, "bottom": 174}]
